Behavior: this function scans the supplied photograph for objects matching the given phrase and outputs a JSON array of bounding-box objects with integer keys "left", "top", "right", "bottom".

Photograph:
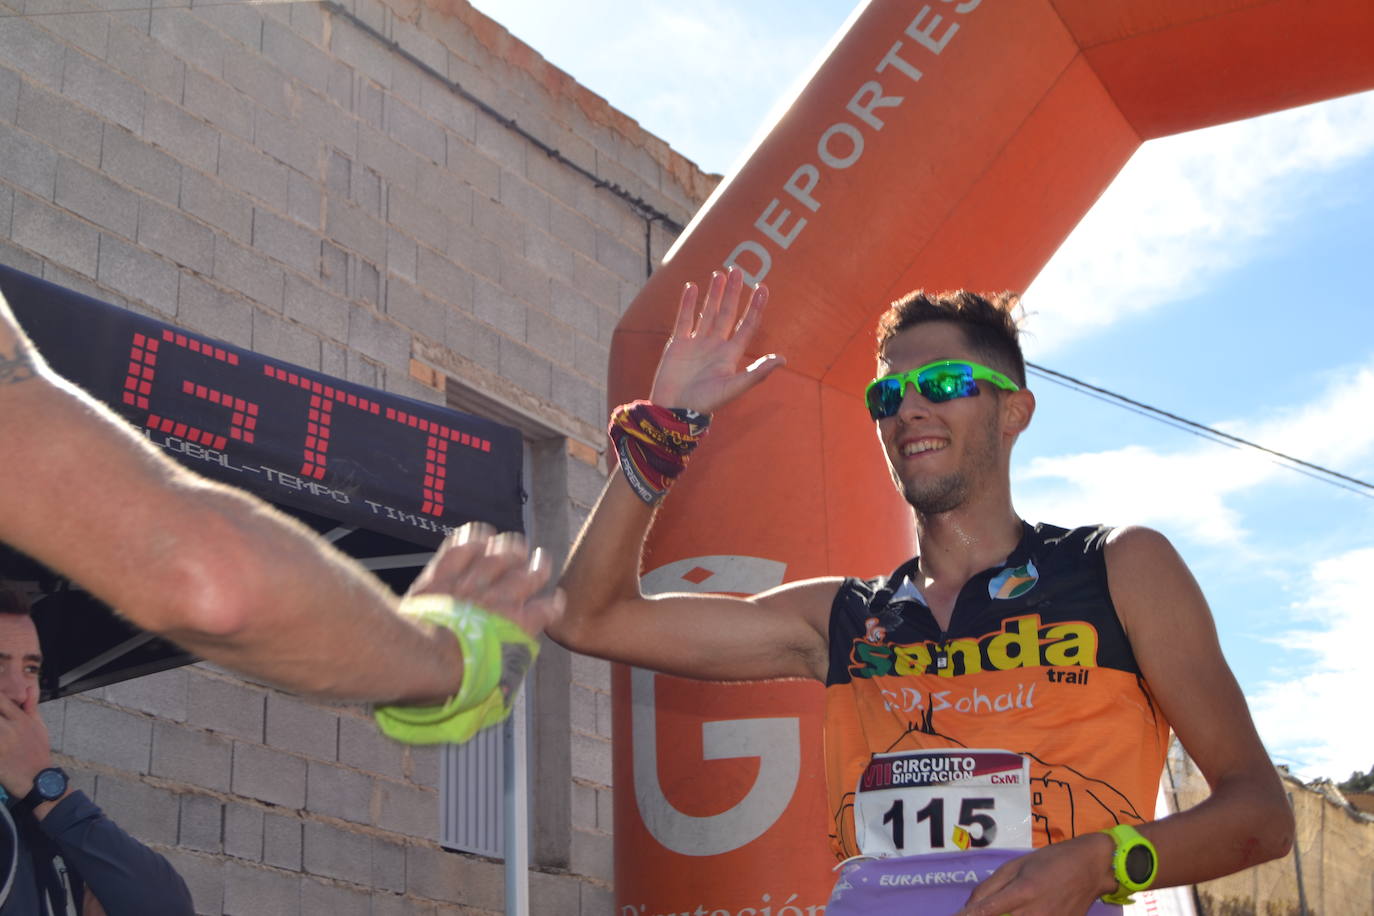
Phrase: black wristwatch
[{"left": 16, "top": 767, "right": 68, "bottom": 813}]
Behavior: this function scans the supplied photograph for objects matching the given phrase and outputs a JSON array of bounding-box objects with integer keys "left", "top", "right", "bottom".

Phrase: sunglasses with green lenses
[{"left": 864, "top": 360, "right": 1020, "bottom": 420}]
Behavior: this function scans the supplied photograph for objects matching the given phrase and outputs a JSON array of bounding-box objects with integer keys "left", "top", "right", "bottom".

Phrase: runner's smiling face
[{"left": 875, "top": 322, "right": 1008, "bottom": 515}]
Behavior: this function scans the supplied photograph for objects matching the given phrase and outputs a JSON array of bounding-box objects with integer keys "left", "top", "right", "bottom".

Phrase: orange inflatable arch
[{"left": 607, "top": 2, "right": 1374, "bottom": 913}]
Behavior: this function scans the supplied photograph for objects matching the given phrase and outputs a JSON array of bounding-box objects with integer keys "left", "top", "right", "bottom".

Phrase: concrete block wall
[
  {"left": 43, "top": 666, "right": 457, "bottom": 914},
  {"left": 3, "top": 0, "right": 719, "bottom": 910}
]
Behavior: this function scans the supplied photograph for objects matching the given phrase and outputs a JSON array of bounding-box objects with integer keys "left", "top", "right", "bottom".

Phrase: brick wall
[{"left": 3, "top": 0, "right": 718, "bottom": 910}]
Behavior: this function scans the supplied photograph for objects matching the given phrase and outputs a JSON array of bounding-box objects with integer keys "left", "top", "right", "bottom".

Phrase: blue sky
[{"left": 472, "top": 0, "right": 1374, "bottom": 783}]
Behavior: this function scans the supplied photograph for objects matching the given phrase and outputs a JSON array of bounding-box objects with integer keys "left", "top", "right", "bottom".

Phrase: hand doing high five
[
  {"left": 649, "top": 267, "right": 785, "bottom": 413},
  {"left": 407, "top": 522, "right": 565, "bottom": 640},
  {"left": 373, "top": 522, "right": 564, "bottom": 744}
]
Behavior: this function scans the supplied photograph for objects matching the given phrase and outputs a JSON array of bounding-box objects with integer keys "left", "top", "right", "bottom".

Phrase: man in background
[{"left": 0, "top": 585, "right": 193, "bottom": 915}]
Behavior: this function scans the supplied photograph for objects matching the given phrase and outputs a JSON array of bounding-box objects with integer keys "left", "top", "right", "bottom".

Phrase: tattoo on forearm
[{"left": 0, "top": 342, "right": 38, "bottom": 385}]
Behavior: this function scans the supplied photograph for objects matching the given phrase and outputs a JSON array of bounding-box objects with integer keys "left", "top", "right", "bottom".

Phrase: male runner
[
  {"left": 0, "top": 291, "right": 562, "bottom": 715},
  {"left": 553, "top": 267, "right": 1292, "bottom": 914}
]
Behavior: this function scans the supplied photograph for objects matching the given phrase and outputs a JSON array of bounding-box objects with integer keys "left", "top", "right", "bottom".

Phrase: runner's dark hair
[{"left": 875, "top": 290, "right": 1026, "bottom": 387}]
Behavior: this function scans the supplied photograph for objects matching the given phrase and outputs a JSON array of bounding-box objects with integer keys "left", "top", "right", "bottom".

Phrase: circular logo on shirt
[{"left": 989, "top": 561, "right": 1038, "bottom": 600}]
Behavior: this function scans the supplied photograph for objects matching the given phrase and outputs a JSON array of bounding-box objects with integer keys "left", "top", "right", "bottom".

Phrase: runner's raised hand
[{"left": 648, "top": 266, "right": 784, "bottom": 413}]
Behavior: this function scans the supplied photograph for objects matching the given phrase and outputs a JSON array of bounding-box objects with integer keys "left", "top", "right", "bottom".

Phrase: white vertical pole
[
  {"left": 502, "top": 660, "right": 530, "bottom": 916},
  {"left": 503, "top": 439, "right": 535, "bottom": 916}
]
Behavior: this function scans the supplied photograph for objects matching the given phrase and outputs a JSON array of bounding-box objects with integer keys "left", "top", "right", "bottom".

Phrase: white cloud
[
  {"left": 1233, "top": 364, "right": 1374, "bottom": 471},
  {"left": 602, "top": 4, "right": 833, "bottom": 171},
  {"left": 467, "top": 0, "right": 847, "bottom": 173},
  {"left": 1016, "top": 363, "right": 1374, "bottom": 781},
  {"left": 1248, "top": 546, "right": 1374, "bottom": 781},
  {"left": 1021, "top": 90, "right": 1374, "bottom": 358},
  {"left": 1014, "top": 361, "right": 1374, "bottom": 546},
  {"left": 1016, "top": 443, "right": 1257, "bottom": 542}
]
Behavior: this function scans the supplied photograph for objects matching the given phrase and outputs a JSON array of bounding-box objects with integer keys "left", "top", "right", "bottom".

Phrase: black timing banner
[{"left": 2, "top": 264, "right": 524, "bottom": 543}]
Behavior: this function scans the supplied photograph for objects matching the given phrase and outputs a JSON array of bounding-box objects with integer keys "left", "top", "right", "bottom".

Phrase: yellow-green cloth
[{"left": 374, "top": 594, "right": 539, "bottom": 745}]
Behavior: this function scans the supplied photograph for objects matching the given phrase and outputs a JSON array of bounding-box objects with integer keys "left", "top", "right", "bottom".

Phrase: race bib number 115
[{"left": 854, "top": 749, "right": 1032, "bottom": 857}]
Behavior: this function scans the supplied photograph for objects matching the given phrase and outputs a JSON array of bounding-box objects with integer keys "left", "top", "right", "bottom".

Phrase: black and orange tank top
[{"left": 824, "top": 522, "right": 1170, "bottom": 859}]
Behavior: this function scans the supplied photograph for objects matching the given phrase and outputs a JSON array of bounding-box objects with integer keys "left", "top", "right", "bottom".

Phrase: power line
[
  {"left": 1029, "top": 370, "right": 1374, "bottom": 501},
  {"left": 5, "top": 0, "right": 1370, "bottom": 502},
  {"left": 1026, "top": 361, "right": 1374, "bottom": 500}
]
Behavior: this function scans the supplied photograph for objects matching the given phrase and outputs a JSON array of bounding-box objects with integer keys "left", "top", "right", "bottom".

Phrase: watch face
[
  {"left": 35, "top": 768, "right": 67, "bottom": 801},
  {"left": 1124, "top": 843, "right": 1154, "bottom": 884}
]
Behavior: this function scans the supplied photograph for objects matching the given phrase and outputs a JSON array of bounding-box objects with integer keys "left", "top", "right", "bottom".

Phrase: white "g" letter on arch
[{"left": 632, "top": 556, "right": 798, "bottom": 856}]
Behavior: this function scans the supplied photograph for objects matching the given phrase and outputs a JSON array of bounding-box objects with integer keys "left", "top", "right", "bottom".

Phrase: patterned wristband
[{"left": 608, "top": 400, "right": 711, "bottom": 504}]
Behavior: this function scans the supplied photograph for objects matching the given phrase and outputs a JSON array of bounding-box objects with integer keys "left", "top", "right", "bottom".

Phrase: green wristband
[{"left": 373, "top": 594, "right": 539, "bottom": 745}]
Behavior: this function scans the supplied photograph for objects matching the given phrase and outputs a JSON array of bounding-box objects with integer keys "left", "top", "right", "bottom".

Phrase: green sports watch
[{"left": 1100, "top": 824, "right": 1158, "bottom": 905}]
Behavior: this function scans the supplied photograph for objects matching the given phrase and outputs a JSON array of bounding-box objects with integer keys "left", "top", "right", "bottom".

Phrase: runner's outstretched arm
[
  {"left": 0, "top": 295, "right": 562, "bottom": 704},
  {"left": 552, "top": 267, "right": 834, "bottom": 682},
  {"left": 954, "top": 526, "right": 1293, "bottom": 916}
]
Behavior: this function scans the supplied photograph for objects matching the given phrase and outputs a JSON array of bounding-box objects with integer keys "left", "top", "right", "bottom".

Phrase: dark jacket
[{"left": 0, "top": 790, "right": 193, "bottom": 915}]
